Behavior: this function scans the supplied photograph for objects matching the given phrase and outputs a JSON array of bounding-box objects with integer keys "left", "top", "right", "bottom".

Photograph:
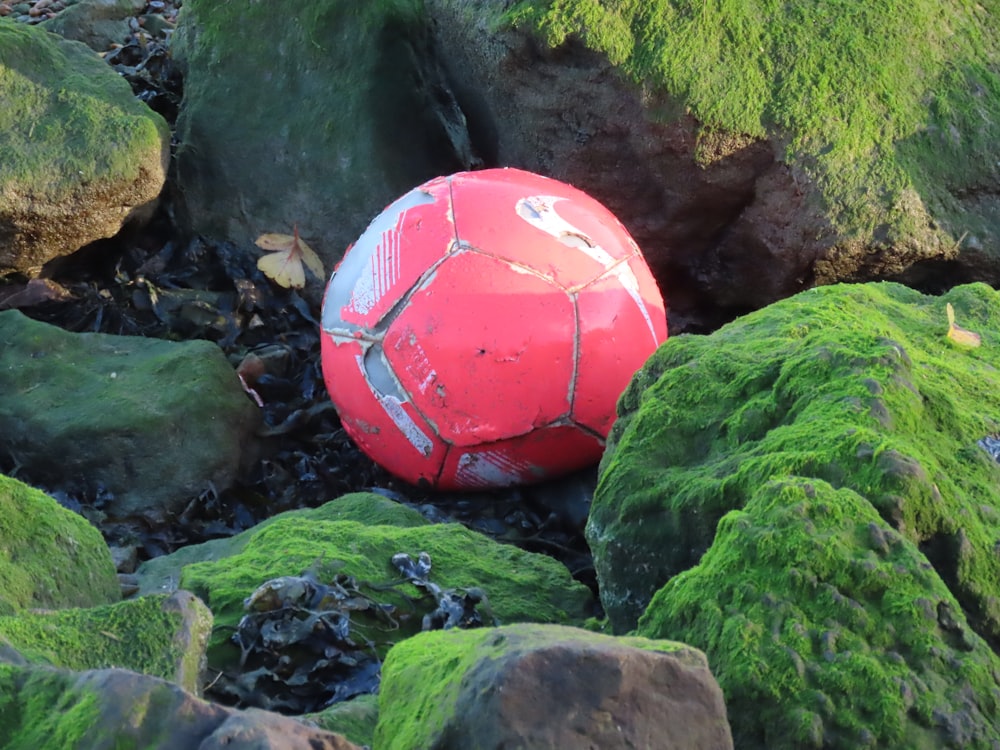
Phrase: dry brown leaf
[
  {"left": 255, "top": 225, "right": 325, "bottom": 289},
  {"left": 946, "top": 302, "right": 982, "bottom": 348}
]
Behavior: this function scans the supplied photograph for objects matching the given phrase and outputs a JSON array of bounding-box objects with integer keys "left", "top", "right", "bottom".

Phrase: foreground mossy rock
[
  {"left": 375, "top": 623, "right": 732, "bottom": 750},
  {"left": 171, "top": 0, "right": 476, "bottom": 277},
  {"left": 135, "top": 492, "right": 429, "bottom": 596},
  {"left": 0, "top": 474, "right": 118, "bottom": 615},
  {"left": 638, "top": 478, "right": 1000, "bottom": 749},
  {"left": 0, "top": 311, "right": 260, "bottom": 520},
  {"left": 177, "top": 506, "right": 594, "bottom": 665},
  {"left": 0, "top": 663, "right": 363, "bottom": 750},
  {"left": 305, "top": 693, "right": 380, "bottom": 750},
  {"left": 0, "top": 591, "right": 211, "bottom": 694},
  {"left": 505, "top": 1, "right": 1000, "bottom": 309},
  {"left": 592, "top": 282, "right": 1000, "bottom": 634},
  {"left": 0, "top": 20, "right": 168, "bottom": 275}
]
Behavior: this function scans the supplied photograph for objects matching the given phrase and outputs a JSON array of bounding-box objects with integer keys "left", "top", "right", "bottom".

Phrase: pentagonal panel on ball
[
  {"left": 573, "top": 262, "right": 668, "bottom": 437},
  {"left": 448, "top": 168, "right": 631, "bottom": 289},
  {"left": 319, "top": 332, "right": 447, "bottom": 486},
  {"left": 383, "top": 250, "right": 576, "bottom": 447}
]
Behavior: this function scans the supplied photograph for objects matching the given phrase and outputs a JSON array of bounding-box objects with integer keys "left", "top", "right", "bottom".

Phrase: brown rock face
[
  {"left": 377, "top": 623, "right": 734, "bottom": 750},
  {"left": 452, "top": 641, "right": 734, "bottom": 749},
  {"left": 426, "top": 3, "right": 826, "bottom": 330}
]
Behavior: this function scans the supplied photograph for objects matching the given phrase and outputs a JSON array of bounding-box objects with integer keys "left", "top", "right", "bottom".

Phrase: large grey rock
[
  {"left": 0, "top": 310, "right": 259, "bottom": 521},
  {"left": 0, "top": 663, "right": 363, "bottom": 749},
  {"left": 376, "top": 622, "right": 733, "bottom": 750},
  {"left": 0, "top": 20, "right": 168, "bottom": 275},
  {"left": 170, "top": 0, "right": 475, "bottom": 285},
  {"left": 0, "top": 474, "right": 119, "bottom": 615}
]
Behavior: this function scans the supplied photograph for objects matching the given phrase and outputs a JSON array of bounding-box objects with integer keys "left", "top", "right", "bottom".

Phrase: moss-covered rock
[
  {"left": 0, "top": 310, "right": 260, "bottom": 520},
  {"left": 304, "top": 693, "right": 379, "bottom": 749},
  {"left": 375, "top": 622, "right": 731, "bottom": 750},
  {"left": 0, "top": 663, "right": 363, "bottom": 749},
  {"left": 591, "top": 281, "right": 1000, "bottom": 636},
  {"left": 0, "top": 19, "right": 168, "bottom": 274},
  {"left": 509, "top": 1, "right": 1000, "bottom": 273},
  {"left": 135, "top": 492, "right": 429, "bottom": 596},
  {"left": 171, "top": 0, "right": 476, "bottom": 280},
  {"left": 178, "top": 510, "right": 594, "bottom": 667},
  {"left": 637, "top": 477, "right": 1000, "bottom": 749},
  {"left": 0, "top": 591, "right": 212, "bottom": 694},
  {"left": 0, "top": 474, "right": 118, "bottom": 615}
]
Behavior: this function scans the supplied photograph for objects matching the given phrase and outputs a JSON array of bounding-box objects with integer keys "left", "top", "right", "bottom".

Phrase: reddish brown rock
[{"left": 377, "top": 623, "right": 733, "bottom": 750}]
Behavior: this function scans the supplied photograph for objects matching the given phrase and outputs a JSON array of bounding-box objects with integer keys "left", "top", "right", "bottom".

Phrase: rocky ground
[{"left": 0, "top": 0, "right": 597, "bottom": 610}]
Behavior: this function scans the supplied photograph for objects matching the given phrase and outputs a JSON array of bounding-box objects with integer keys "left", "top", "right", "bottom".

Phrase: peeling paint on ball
[{"left": 321, "top": 168, "right": 667, "bottom": 489}]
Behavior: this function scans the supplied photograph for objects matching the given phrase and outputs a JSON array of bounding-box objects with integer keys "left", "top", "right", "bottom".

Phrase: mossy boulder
[
  {"left": 637, "top": 477, "right": 1000, "bottom": 749},
  {"left": 135, "top": 492, "right": 429, "bottom": 596},
  {"left": 591, "top": 281, "right": 1000, "bottom": 634},
  {"left": 171, "top": 0, "right": 476, "bottom": 280},
  {"left": 304, "top": 693, "right": 380, "bottom": 749},
  {"left": 0, "top": 663, "right": 363, "bottom": 749},
  {"left": 590, "top": 281, "right": 1000, "bottom": 747},
  {"left": 0, "top": 19, "right": 168, "bottom": 275},
  {"left": 0, "top": 310, "right": 260, "bottom": 521},
  {"left": 0, "top": 474, "right": 118, "bottom": 615},
  {"left": 0, "top": 591, "right": 212, "bottom": 694},
  {"left": 177, "top": 505, "right": 594, "bottom": 667},
  {"left": 375, "top": 622, "right": 731, "bottom": 750}
]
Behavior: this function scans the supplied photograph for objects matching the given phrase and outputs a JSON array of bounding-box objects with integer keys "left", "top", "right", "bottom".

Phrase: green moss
[
  {"left": 591, "top": 281, "right": 1000, "bottom": 636},
  {"left": 136, "top": 492, "right": 428, "bottom": 596},
  {"left": 0, "top": 595, "right": 204, "bottom": 687},
  {"left": 507, "top": 1, "right": 1000, "bottom": 241},
  {"left": 0, "top": 665, "right": 105, "bottom": 750},
  {"left": 180, "top": 516, "right": 594, "bottom": 667},
  {"left": 637, "top": 477, "right": 1000, "bottom": 749},
  {"left": 304, "top": 692, "right": 380, "bottom": 747},
  {"left": 0, "top": 310, "right": 259, "bottom": 519},
  {"left": 0, "top": 474, "right": 119, "bottom": 614},
  {"left": 0, "top": 20, "right": 168, "bottom": 202}
]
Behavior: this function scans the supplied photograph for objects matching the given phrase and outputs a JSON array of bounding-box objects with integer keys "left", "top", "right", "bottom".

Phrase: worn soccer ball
[{"left": 320, "top": 168, "right": 667, "bottom": 489}]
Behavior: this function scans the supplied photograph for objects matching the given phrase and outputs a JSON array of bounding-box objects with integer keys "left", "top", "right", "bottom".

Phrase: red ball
[{"left": 320, "top": 168, "right": 666, "bottom": 489}]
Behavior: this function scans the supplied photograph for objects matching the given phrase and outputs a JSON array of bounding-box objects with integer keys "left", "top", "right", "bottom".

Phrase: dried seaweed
[{"left": 208, "top": 552, "right": 496, "bottom": 713}]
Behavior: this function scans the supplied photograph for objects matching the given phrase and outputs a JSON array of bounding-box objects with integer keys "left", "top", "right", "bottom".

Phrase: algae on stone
[
  {"left": 0, "top": 19, "right": 169, "bottom": 273},
  {"left": 637, "top": 477, "right": 1000, "bottom": 749},
  {"left": 171, "top": 0, "right": 475, "bottom": 273},
  {"left": 179, "top": 514, "right": 594, "bottom": 667},
  {"left": 135, "top": 492, "right": 429, "bottom": 596},
  {"left": 509, "top": 1, "right": 1000, "bottom": 250},
  {"left": 591, "top": 281, "right": 1000, "bottom": 638},
  {"left": 0, "top": 593, "right": 212, "bottom": 694},
  {"left": 0, "top": 475, "right": 119, "bottom": 615},
  {"left": 304, "top": 692, "right": 379, "bottom": 748},
  {"left": 0, "top": 310, "right": 259, "bottom": 520}
]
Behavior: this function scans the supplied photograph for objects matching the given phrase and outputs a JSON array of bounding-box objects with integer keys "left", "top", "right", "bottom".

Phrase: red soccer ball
[{"left": 320, "top": 168, "right": 667, "bottom": 490}]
